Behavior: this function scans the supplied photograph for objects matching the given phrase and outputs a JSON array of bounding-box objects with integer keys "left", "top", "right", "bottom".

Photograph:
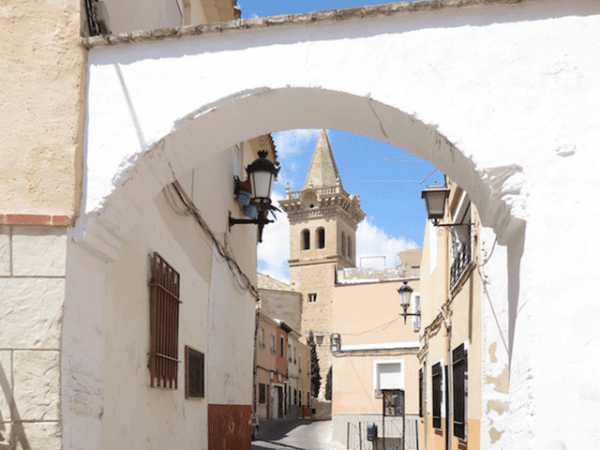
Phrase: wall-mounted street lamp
[
  {"left": 330, "top": 333, "right": 341, "bottom": 353},
  {"left": 421, "top": 182, "right": 472, "bottom": 228},
  {"left": 229, "top": 150, "right": 280, "bottom": 242},
  {"left": 398, "top": 281, "right": 418, "bottom": 324}
]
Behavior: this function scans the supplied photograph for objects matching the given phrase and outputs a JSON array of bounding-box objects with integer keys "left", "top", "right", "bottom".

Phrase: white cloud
[
  {"left": 272, "top": 129, "right": 321, "bottom": 192},
  {"left": 257, "top": 190, "right": 290, "bottom": 283},
  {"left": 356, "top": 218, "right": 418, "bottom": 268},
  {"left": 273, "top": 129, "right": 320, "bottom": 160}
]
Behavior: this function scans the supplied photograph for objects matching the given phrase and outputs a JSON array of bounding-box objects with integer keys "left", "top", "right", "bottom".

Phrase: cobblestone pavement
[{"left": 252, "top": 419, "right": 345, "bottom": 450}]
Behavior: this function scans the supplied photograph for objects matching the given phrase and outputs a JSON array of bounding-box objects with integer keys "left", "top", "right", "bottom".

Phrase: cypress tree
[
  {"left": 307, "top": 331, "right": 321, "bottom": 398},
  {"left": 325, "top": 366, "right": 332, "bottom": 400}
]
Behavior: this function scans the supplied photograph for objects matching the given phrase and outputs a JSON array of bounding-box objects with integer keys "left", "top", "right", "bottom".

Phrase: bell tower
[{"left": 279, "top": 129, "right": 364, "bottom": 398}]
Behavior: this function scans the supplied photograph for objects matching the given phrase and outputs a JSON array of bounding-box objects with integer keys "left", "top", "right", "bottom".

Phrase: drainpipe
[
  {"left": 444, "top": 224, "right": 452, "bottom": 450},
  {"left": 252, "top": 303, "right": 260, "bottom": 421}
]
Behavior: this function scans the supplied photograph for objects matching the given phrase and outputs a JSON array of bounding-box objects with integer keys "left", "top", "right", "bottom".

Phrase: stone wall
[{"left": 0, "top": 225, "right": 66, "bottom": 449}]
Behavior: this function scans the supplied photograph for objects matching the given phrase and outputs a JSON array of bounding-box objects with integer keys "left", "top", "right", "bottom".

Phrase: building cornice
[{"left": 83, "top": 0, "right": 536, "bottom": 49}]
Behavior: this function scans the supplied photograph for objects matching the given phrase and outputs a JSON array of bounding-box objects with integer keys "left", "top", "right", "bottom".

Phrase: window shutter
[{"left": 185, "top": 346, "right": 204, "bottom": 398}]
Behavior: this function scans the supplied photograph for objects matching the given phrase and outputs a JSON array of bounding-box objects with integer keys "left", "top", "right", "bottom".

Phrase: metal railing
[
  {"left": 346, "top": 419, "right": 419, "bottom": 450},
  {"left": 450, "top": 239, "right": 471, "bottom": 288}
]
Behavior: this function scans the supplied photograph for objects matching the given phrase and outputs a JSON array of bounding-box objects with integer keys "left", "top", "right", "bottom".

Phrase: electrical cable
[{"left": 167, "top": 180, "right": 260, "bottom": 301}]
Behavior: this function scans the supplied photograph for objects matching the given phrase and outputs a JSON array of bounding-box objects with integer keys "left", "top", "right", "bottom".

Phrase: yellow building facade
[{"left": 419, "top": 179, "right": 491, "bottom": 450}]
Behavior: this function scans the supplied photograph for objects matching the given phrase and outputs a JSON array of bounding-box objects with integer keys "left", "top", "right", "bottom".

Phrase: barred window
[
  {"left": 149, "top": 252, "right": 181, "bottom": 389},
  {"left": 185, "top": 346, "right": 204, "bottom": 398},
  {"left": 453, "top": 344, "right": 468, "bottom": 439},
  {"left": 259, "top": 383, "right": 266, "bottom": 404}
]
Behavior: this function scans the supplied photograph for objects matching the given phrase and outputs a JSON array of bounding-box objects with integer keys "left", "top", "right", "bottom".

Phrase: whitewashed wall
[
  {"left": 79, "top": 1, "right": 600, "bottom": 449},
  {"left": 64, "top": 143, "right": 257, "bottom": 448}
]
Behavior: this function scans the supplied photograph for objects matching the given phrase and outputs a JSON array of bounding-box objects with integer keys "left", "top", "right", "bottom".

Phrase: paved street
[{"left": 252, "top": 419, "right": 345, "bottom": 450}]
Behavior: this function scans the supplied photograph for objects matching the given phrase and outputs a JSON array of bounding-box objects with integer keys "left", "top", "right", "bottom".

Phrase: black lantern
[
  {"left": 229, "top": 150, "right": 280, "bottom": 242},
  {"left": 397, "top": 281, "right": 418, "bottom": 324},
  {"left": 421, "top": 182, "right": 450, "bottom": 224}
]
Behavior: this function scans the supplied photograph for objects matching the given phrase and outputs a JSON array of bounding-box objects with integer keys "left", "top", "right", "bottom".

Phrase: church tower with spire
[{"left": 279, "top": 129, "right": 365, "bottom": 398}]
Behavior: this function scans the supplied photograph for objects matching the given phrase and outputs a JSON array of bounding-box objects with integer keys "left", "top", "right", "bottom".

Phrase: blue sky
[
  {"left": 238, "top": 0, "right": 402, "bottom": 17},
  {"left": 240, "top": 0, "right": 443, "bottom": 281}
]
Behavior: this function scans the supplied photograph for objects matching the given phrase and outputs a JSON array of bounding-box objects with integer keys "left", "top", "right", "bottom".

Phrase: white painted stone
[
  {"left": 0, "top": 278, "right": 64, "bottom": 349},
  {"left": 13, "top": 350, "right": 60, "bottom": 421},
  {"left": 12, "top": 227, "right": 66, "bottom": 277},
  {"left": 12, "top": 421, "right": 61, "bottom": 450},
  {"left": 0, "top": 227, "right": 10, "bottom": 276},
  {"left": 0, "top": 351, "right": 12, "bottom": 424}
]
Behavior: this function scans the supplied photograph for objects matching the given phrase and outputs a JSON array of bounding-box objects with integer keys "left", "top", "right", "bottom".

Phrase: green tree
[
  {"left": 307, "top": 331, "right": 321, "bottom": 398},
  {"left": 325, "top": 366, "right": 332, "bottom": 400}
]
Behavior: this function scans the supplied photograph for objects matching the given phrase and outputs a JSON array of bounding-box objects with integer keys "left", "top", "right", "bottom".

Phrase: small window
[
  {"left": 373, "top": 360, "right": 404, "bottom": 397},
  {"left": 411, "top": 266, "right": 420, "bottom": 277},
  {"left": 317, "top": 227, "right": 325, "bottom": 249},
  {"left": 341, "top": 232, "right": 346, "bottom": 256},
  {"left": 302, "top": 229, "right": 310, "bottom": 250},
  {"left": 259, "top": 383, "right": 266, "bottom": 404},
  {"left": 185, "top": 346, "right": 204, "bottom": 398},
  {"left": 299, "top": 355, "right": 302, "bottom": 372},
  {"left": 280, "top": 335, "right": 285, "bottom": 357},
  {"left": 259, "top": 327, "right": 265, "bottom": 348},
  {"left": 307, "top": 392, "right": 310, "bottom": 406},
  {"left": 294, "top": 389, "right": 297, "bottom": 405},
  {"left": 149, "top": 252, "right": 180, "bottom": 389},
  {"left": 299, "top": 390, "right": 302, "bottom": 407},
  {"left": 308, "top": 293, "right": 317, "bottom": 303},
  {"left": 453, "top": 344, "right": 468, "bottom": 439},
  {"left": 411, "top": 293, "right": 421, "bottom": 331},
  {"left": 432, "top": 362, "right": 444, "bottom": 430},
  {"left": 347, "top": 236, "right": 352, "bottom": 258},
  {"left": 270, "top": 335, "right": 276, "bottom": 354}
]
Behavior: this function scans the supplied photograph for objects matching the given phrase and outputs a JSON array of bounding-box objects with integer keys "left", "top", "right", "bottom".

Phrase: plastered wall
[{"left": 0, "top": 0, "right": 85, "bottom": 218}]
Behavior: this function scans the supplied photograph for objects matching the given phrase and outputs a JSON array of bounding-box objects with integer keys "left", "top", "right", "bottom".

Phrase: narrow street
[{"left": 252, "top": 419, "right": 345, "bottom": 450}]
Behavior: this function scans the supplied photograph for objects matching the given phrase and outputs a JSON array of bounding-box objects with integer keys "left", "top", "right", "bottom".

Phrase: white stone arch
[
  {"left": 77, "top": 3, "right": 600, "bottom": 448},
  {"left": 78, "top": 87, "right": 522, "bottom": 261}
]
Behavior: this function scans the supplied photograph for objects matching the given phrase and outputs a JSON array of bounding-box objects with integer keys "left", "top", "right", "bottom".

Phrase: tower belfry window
[
  {"left": 317, "top": 227, "right": 325, "bottom": 249},
  {"left": 302, "top": 229, "right": 310, "bottom": 250}
]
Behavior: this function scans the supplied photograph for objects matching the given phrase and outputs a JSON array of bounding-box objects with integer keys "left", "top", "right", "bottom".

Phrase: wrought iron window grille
[{"left": 149, "top": 252, "right": 181, "bottom": 389}]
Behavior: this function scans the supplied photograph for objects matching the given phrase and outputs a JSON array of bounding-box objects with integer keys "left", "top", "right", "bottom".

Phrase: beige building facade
[
  {"left": 279, "top": 129, "right": 365, "bottom": 398},
  {"left": 256, "top": 275, "right": 311, "bottom": 420},
  {"left": 255, "top": 310, "right": 288, "bottom": 422},
  {"left": 331, "top": 254, "right": 422, "bottom": 447}
]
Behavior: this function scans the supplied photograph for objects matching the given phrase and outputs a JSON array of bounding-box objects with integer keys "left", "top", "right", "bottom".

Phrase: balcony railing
[{"left": 450, "top": 239, "right": 471, "bottom": 288}]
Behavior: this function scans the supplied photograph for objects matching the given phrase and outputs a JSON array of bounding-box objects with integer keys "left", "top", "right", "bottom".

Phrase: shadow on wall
[
  {"left": 507, "top": 223, "right": 526, "bottom": 365},
  {"left": 0, "top": 361, "right": 31, "bottom": 450}
]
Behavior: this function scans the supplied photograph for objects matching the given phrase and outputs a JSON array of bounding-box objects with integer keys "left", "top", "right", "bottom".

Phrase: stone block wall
[{"left": 0, "top": 225, "right": 66, "bottom": 450}]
